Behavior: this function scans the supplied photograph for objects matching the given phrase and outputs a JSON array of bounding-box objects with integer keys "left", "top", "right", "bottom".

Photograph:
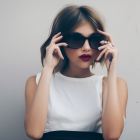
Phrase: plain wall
[{"left": 0, "top": 0, "right": 140, "bottom": 139}]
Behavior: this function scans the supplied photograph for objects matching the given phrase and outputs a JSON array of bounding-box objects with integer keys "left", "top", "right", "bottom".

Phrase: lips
[
  {"left": 79, "top": 56, "right": 91, "bottom": 61},
  {"left": 79, "top": 54, "right": 91, "bottom": 57},
  {"left": 79, "top": 54, "right": 91, "bottom": 61}
]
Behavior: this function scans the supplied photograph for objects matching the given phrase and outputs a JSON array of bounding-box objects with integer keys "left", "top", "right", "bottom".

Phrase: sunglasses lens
[
  {"left": 90, "top": 34, "right": 105, "bottom": 49},
  {"left": 68, "top": 34, "right": 85, "bottom": 49},
  {"left": 65, "top": 33, "right": 106, "bottom": 49}
]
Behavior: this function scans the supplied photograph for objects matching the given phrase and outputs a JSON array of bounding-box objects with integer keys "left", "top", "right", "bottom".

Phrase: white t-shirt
[{"left": 36, "top": 71, "right": 126, "bottom": 134}]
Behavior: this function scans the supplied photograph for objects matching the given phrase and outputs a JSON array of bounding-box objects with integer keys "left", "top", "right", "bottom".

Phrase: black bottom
[{"left": 38, "top": 130, "right": 104, "bottom": 140}]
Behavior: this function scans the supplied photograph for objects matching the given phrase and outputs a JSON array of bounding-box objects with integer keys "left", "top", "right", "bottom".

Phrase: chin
[{"left": 77, "top": 63, "right": 91, "bottom": 69}]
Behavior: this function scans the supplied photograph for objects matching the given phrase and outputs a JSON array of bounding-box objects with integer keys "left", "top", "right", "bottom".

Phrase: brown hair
[{"left": 40, "top": 4, "right": 106, "bottom": 75}]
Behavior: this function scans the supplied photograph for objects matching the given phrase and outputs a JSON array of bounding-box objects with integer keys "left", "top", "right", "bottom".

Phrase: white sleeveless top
[{"left": 36, "top": 71, "right": 126, "bottom": 134}]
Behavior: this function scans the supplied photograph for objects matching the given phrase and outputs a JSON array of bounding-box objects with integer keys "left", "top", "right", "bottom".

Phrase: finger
[
  {"left": 104, "top": 40, "right": 114, "bottom": 48},
  {"left": 104, "top": 49, "right": 113, "bottom": 60},
  {"left": 98, "top": 44, "right": 111, "bottom": 50},
  {"left": 111, "top": 44, "right": 115, "bottom": 47},
  {"left": 106, "top": 43, "right": 114, "bottom": 49},
  {"left": 96, "top": 46, "right": 111, "bottom": 60},
  {"left": 104, "top": 40, "right": 110, "bottom": 45},
  {"left": 99, "top": 43, "right": 113, "bottom": 50},
  {"left": 57, "top": 47, "right": 64, "bottom": 59},
  {"left": 57, "top": 42, "right": 68, "bottom": 47},
  {"left": 53, "top": 49, "right": 58, "bottom": 53},
  {"left": 52, "top": 32, "right": 61, "bottom": 39},
  {"left": 53, "top": 35, "right": 63, "bottom": 43},
  {"left": 97, "top": 29, "right": 114, "bottom": 45},
  {"left": 100, "top": 40, "right": 109, "bottom": 46},
  {"left": 52, "top": 46, "right": 64, "bottom": 59}
]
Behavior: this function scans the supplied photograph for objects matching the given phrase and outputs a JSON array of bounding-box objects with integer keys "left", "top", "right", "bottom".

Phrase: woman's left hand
[{"left": 96, "top": 29, "right": 119, "bottom": 72}]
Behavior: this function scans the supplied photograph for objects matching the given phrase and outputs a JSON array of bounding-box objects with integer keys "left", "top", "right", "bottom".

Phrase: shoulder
[
  {"left": 25, "top": 75, "right": 38, "bottom": 96},
  {"left": 102, "top": 76, "right": 128, "bottom": 89},
  {"left": 26, "top": 75, "right": 37, "bottom": 86},
  {"left": 102, "top": 76, "right": 128, "bottom": 94},
  {"left": 26, "top": 73, "right": 41, "bottom": 86},
  {"left": 102, "top": 76, "right": 127, "bottom": 84}
]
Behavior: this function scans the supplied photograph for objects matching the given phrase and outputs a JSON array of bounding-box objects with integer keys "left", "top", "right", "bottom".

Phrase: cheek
[
  {"left": 92, "top": 50, "right": 100, "bottom": 58},
  {"left": 64, "top": 48, "right": 78, "bottom": 60}
]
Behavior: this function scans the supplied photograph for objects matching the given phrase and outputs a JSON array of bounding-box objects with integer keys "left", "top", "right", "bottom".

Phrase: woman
[{"left": 24, "top": 4, "right": 128, "bottom": 140}]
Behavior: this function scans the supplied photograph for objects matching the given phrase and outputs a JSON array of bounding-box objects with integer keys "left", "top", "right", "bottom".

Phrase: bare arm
[
  {"left": 102, "top": 71, "right": 128, "bottom": 140},
  {"left": 96, "top": 30, "right": 128, "bottom": 140},
  {"left": 24, "top": 32, "right": 67, "bottom": 139},
  {"left": 24, "top": 66, "right": 53, "bottom": 139}
]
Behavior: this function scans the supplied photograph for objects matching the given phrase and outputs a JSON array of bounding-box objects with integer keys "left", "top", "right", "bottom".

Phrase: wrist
[
  {"left": 107, "top": 69, "right": 117, "bottom": 77},
  {"left": 42, "top": 66, "right": 54, "bottom": 73}
]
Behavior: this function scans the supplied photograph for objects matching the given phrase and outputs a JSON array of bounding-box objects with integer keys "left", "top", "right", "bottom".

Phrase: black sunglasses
[{"left": 60, "top": 32, "right": 107, "bottom": 50}]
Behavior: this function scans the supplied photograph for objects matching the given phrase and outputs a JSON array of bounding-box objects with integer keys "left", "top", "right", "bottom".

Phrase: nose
[{"left": 81, "top": 39, "right": 91, "bottom": 51}]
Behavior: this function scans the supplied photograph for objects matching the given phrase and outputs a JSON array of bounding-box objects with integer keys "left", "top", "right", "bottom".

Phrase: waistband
[{"left": 38, "top": 130, "right": 104, "bottom": 140}]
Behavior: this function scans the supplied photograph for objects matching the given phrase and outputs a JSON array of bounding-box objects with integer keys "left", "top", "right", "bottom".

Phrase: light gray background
[{"left": 0, "top": 0, "right": 140, "bottom": 139}]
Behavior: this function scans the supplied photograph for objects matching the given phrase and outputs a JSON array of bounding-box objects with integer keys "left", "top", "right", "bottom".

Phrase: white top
[{"left": 36, "top": 71, "right": 126, "bottom": 134}]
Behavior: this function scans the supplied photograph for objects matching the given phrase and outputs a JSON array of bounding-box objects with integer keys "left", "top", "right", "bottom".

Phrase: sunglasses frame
[{"left": 63, "top": 32, "right": 107, "bottom": 50}]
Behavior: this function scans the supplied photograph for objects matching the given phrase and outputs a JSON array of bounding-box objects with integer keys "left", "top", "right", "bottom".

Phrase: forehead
[{"left": 72, "top": 22, "right": 96, "bottom": 37}]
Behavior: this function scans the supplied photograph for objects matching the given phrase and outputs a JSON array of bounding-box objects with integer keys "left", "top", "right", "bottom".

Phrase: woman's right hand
[{"left": 44, "top": 32, "right": 68, "bottom": 69}]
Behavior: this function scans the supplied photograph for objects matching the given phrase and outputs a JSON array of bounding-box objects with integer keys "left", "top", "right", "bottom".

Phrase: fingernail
[{"left": 100, "top": 40, "right": 104, "bottom": 43}]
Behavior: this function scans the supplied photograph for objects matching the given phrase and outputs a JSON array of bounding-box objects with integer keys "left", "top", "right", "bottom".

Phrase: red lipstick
[{"left": 79, "top": 54, "right": 91, "bottom": 61}]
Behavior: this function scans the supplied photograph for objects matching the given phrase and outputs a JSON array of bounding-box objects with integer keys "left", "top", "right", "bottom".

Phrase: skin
[
  {"left": 24, "top": 21, "right": 128, "bottom": 140},
  {"left": 61, "top": 22, "right": 128, "bottom": 140},
  {"left": 61, "top": 22, "right": 100, "bottom": 78}
]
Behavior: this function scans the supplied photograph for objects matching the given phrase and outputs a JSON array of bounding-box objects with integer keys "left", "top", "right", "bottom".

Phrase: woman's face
[{"left": 64, "top": 22, "right": 100, "bottom": 69}]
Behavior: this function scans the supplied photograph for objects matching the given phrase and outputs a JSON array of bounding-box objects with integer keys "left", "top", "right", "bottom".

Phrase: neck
[{"left": 60, "top": 65, "right": 94, "bottom": 78}]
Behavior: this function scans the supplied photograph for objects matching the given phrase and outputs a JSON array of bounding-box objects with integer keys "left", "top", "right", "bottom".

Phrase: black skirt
[{"left": 38, "top": 130, "right": 104, "bottom": 140}]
